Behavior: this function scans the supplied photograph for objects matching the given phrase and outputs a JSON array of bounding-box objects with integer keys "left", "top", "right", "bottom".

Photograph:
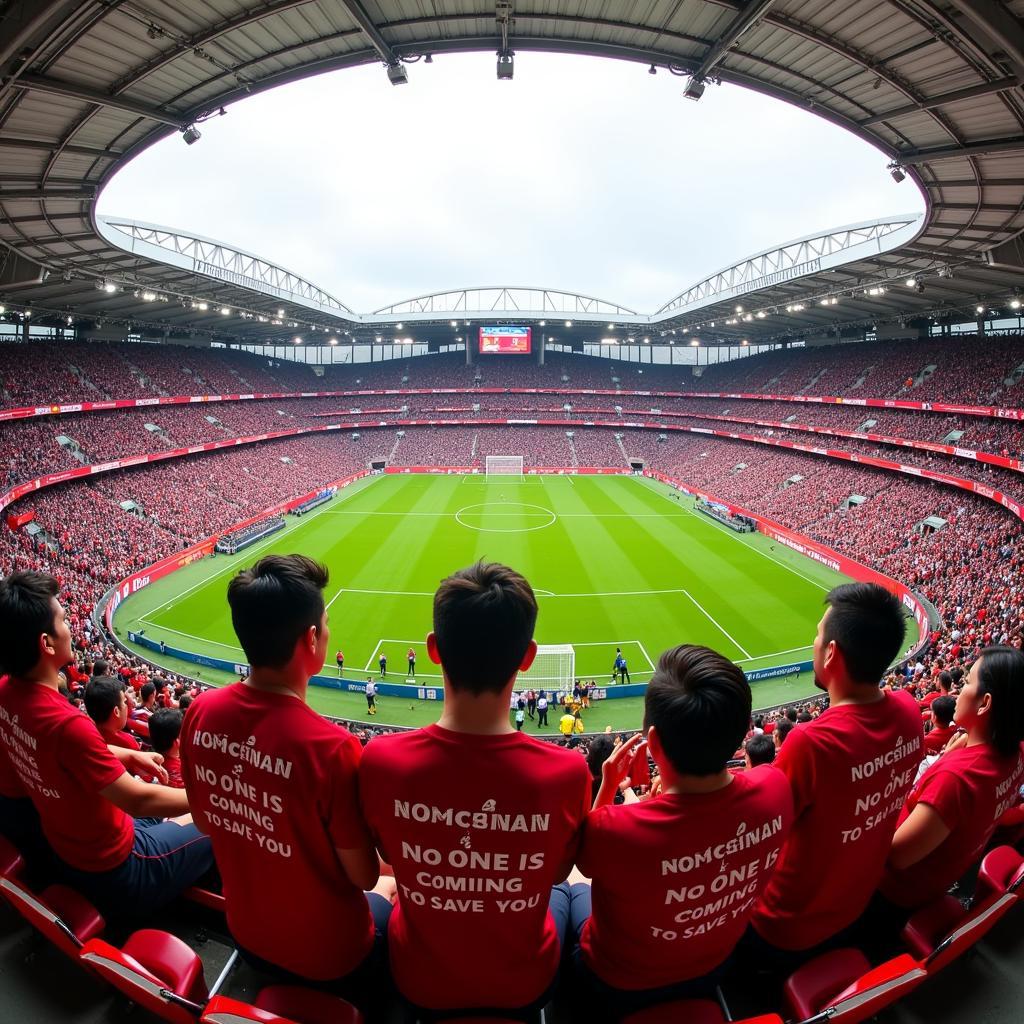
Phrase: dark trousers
[
  {"left": 59, "top": 819, "right": 214, "bottom": 919},
  {"left": 538, "top": 708, "right": 549, "bottom": 726}
]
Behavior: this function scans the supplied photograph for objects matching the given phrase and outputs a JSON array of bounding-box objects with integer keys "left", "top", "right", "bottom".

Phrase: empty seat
[
  {"left": 975, "top": 845, "right": 1024, "bottom": 903},
  {"left": 782, "top": 948, "right": 926, "bottom": 1024},
  {"left": 201, "top": 987, "right": 363, "bottom": 1024},
  {"left": 0, "top": 876, "right": 104, "bottom": 960},
  {"left": 902, "top": 887, "right": 1011, "bottom": 975},
  {"left": 81, "top": 929, "right": 210, "bottom": 1024}
]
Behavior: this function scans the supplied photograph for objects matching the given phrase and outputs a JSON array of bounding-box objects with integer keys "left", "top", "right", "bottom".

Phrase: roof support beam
[
  {"left": 0, "top": 135, "right": 122, "bottom": 158},
  {"left": 860, "top": 76, "right": 1021, "bottom": 126},
  {"left": 897, "top": 137, "right": 1024, "bottom": 164},
  {"left": 13, "top": 73, "right": 185, "bottom": 128},
  {"left": 947, "top": 0, "right": 1024, "bottom": 78},
  {"left": 336, "top": 0, "right": 401, "bottom": 68},
  {"left": 691, "top": 0, "right": 777, "bottom": 81},
  {"left": 0, "top": 187, "right": 94, "bottom": 200}
]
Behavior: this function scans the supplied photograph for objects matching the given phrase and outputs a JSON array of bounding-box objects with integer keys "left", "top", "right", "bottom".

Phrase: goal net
[
  {"left": 486, "top": 455, "right": 524, "bottom": 476},
  {"left": 518, "top": 644, "right": 575, "bottom": 691}
]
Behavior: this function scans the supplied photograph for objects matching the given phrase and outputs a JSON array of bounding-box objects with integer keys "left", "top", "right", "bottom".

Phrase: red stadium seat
[
  {"left": 201, "top": 987, "right": 363, "bottom": 1024},
  {"left": 0, "top": 876, "right": 105, "bottom": 960},
  {"left": 80, "top": 930, "right": 209, "bottom": 1024},
  {"left": 782, "top": 949, "right": 926, "bottom": 1024},
  {"left": 183, "top": 885, "right": 227, "bottom": 912},
  {"left": 974, "top": 845, "right": 1024, "bottom": 904},
  {"left": 0, "top": 835, "right": 25, "bottom": 879},
  {"left": 621, "top": 1000, "right": 782, "bottom": 1024},
  {"left": 901, "top": 885, "right": 1014, "bottom": 975}
]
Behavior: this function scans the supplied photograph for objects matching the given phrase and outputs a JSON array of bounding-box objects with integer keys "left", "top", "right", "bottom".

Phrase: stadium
[{"left": 1, "top": 2, "right": 1024, "bottom": 1023}]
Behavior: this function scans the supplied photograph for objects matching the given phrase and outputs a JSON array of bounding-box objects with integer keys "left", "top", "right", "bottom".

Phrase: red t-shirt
[
  {"left": 924, "top": 723, "right": 957, "bottom": 756},
  {"left": 879, "top": 743, "right": 1024, "bottom": 908},
  {"left": 163, "top": 756, "right": 184, "bottom": 790},
  {"left": 360, "top": 725, "right": 590, "bottom": 1010},
  {"left": 104, "top": 729, "right": 141, "bottom": 751},
  {"left": 0, "top": 678, "right": 132, "bottom": 871},
  {"left": 181, "top": 684, "right": 374, "bottom": 981},
  {"left": 751, "top": 690, "right": 924, "bottom": 950},
  {"left": 578, "top": 766, "right": 793, "bottom": 990}
]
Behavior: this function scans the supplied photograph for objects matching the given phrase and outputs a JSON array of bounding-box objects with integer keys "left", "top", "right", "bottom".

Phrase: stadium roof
[{"left": 1, "top": 1, "right": 1023, "bottom": 347}]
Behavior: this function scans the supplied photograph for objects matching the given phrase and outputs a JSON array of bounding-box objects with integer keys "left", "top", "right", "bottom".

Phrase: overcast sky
[{"left": 98, "top": 52, "right": 924, "bottom": 315}]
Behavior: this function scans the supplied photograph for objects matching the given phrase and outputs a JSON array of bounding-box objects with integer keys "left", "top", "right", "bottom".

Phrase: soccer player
[
  {"left": 875, "top": 646, "right": 1024, "bottom": 924},
  {"left": 407, "top": 646, "right": 416, "bottom": 677},
  {"left": 336, "top": 649, "right": 344, "bottom": 677},
  {"left": 569, "top": 646, "right": 793, "bottom": 1017},
  {"left": 379, "top": 652, "right": 387, "bottom": 677},
  {"left": 537, "top": 690, "right": 550, "bottom": 727},
  {"left": 181, "top": 555, "right": 389, "bottom": 1001},
  {"left": 744, "top": 583, "right": 924, "bottom": 970},
  {"left": 360, "top": 562, "right": 590, "bottom": 1017},
  {"left": 0, "top": 571, "right": 212, "bottom": 917},
  {"left": 365, "top": 676, "right": 377, "bottom": 715}
]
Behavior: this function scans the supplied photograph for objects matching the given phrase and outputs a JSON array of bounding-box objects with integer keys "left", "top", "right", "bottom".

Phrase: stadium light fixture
[
  {"left": 565, "top": 320, "right": 572, "bottom": 328},
  {"left": 375, "top": 335, "right": 382, "bottom": 343},
  {"left": 690, "top": 338, "right": 699, "bottom": 346},
  {"left": 741, "top": 339, "right": 749, "bottom": 345},
  {"left": 756, "top": 311, "right": 766, "bottom": 318},
  {"left": 497, "top": 55, "right": 514, "bottom": 80},
  {"left": 643, "top": 336, "right": 650, "bottom": 344},
  {"left": 683, "top": 76, "right": 705, "bottom": 101},
  {"left": 0, "top": 305, "right": 5, "bottom": 314},
  {"left": 735, "top": 305, "right": 743, "bottom": 313},
  {"left": 976, "top": 304, "right": 985, "bottom": 314},
  {"left": 220, "top": 307, "right": 231, "bottom": 315},
  {"left": 649, "top": 65, "right": 657, "bottom": 75},
  {"left": 538, "top": 320, "right": 546, "bottom": 326},
  {"left": 181, "top": 125, "right": 201, "bottom": 145},
  {"left": 396, "top": 322, "right": 403, "bottom": 329},
  {"left": 450, "top": 320, "right": 458, "bottom": 327},
  {"left": 293, "top": 336, "right": 302, "bottom": 344},
  {"left": 23, "top": 310, "right": 30, "bottom": 318},
  {"left": 905, "top": 277, "right": 917, "bottom": 287},
  {"left": 196, "top": 301, "right": 209, "bottom": 311},
  {"left": 1010, "top": 295, "right": 1022, "bottom": 310},
  {"left": 103, "top": 281, "right": 117, "bottom": 293},
  {"left": 888, "top": 163, "right": 906, "bottom": 183},
  {"left": 387, "top": 63, "right": 409, "bottom": 86},
  {"left": 329, "top": 337, "right": 339, "bottom": 344},
  {"left": 142, "top": 291, "right": 156, "bottom": 301}
]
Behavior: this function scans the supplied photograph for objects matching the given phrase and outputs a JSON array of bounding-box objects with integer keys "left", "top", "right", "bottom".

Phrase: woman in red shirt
[{"left": 877, "top": 646, "right": 1024, "bottom": 921}]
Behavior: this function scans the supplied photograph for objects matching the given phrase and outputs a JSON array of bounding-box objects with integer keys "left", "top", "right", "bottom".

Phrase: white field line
[
  {"left": 363, "top": 638, "right": 386, "bottom": 673},
  {"left": 138, "top": 620, "right": 245, "bottom": 656},
  {"left": 321, "top": 510, "right": 688, "bottom": 518},
  {"left": 322, "top": 586, "right": 691, "bottom": 600},
  {"left": 736, "top": 645, "right": 814, "bottom": 665},
  {"left": 142, "top": 481, "right": 369, "bottom": 620},
  {"left": 680, "top": 589, "right": 753, "bottom": 660},
  {"left": 640, "top": 478, "right": 831, "bottom": 592}
]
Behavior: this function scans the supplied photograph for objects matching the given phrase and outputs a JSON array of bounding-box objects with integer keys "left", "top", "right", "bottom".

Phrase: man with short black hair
[
  {"left": 745, "top": 733, "right": 776, "bottom": 769},
  {"left": 133, "top": 681, "right": 156, "bottom": 721},
  {"left": 181, "top": 554, "right": 389, "bottom": 1002},
  {"left": 0, "top": 571, "right": 212, "bottom": 916},
  {"left": 360, "top": 562, "right": 590, "bottom": 1018},
  {"left": 568, "top": 645, "right": 792, "bottom": 1017},
  {"left": 84, "top": 676, "right": 140, "bottom": 750},
  {"left": 148, "top": 708, "right": 184, "bottom": 788},
  {"left": 745, "top": 582, "right": 923, "bottom": 967},
  {"left": 923, "top": 695, "right": 957, "bottom": 755}
]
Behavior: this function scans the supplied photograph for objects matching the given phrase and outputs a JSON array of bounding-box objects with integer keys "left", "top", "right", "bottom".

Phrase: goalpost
[
  {"left": 486, "top": 455, "right": 525, "bottom": 479},
  {"left": 518, "top": 644, "right": 575, "bottom": 691}
]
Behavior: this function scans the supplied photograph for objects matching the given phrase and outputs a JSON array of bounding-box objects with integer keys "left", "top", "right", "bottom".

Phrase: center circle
[{"left": 454, "top": 502, "right": 558, "bottom": 533}]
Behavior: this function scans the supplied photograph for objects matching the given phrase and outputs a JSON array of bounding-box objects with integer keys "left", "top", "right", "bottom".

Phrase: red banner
[
  {"left": 5, "top": 510, "right": 34, "bottom": 529},
  {"left": 3, "top": 386, "right": 1022, "bottom": 425}
]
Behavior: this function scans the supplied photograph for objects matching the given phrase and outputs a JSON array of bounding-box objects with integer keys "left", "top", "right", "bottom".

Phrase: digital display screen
[{"left": 479, "top": 326, "right": 532, "bottom": 355}]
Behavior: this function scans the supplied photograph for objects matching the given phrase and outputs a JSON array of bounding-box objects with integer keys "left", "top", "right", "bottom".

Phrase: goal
[
  {"left": 518, "top": 644, "right": 576, "bottom": 691},
  {"left": 485, "top": 455, "right": 524, "bottom": 477}
]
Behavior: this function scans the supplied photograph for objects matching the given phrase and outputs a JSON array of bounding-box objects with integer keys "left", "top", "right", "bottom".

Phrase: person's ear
[
  {"left": 646, "top": 724, "right": 664, "bottom": 763},
  {"left": 426, "top": 633, "right": 442, "bottom": 665},
  {"left": 519, "top": 640, "right": 538, "bottom": 672}
]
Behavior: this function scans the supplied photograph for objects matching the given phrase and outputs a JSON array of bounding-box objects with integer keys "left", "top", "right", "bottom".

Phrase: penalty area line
[{"left": 680, "top": 589, "right": 753, "bottom": 660}]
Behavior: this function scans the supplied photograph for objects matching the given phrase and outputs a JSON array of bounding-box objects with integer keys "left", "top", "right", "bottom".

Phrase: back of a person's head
[
  {"left": 432, "top": 561, "right": 537, "bottom": 695},
  {"left": 92, "top": 659, "right": 109, "bottom": 677},
  {"left": 178, "top": 693, "right": 192, "bottom": 712},
  {"left": 931, "top": 695, "right": 956, "bottom": 727},
  {"left": 586, "top": 735, "right": 615, "bottom": 779},
  {"left": 938, "top": 670, "right": 953, "bottom": 692},
  {"left": 140, "top": 681, "right": 156, "bottom": 702},
  {"left": 775, "top": 718, "right": 795, "bottom": 745},
  {"left": 227, "top": 554, "right": 329, "bottom": 668},
  {"left": 951, "top": 666, "right": 964, "bottom": 684},
  {"left": 643, "top": 644, "right": 750, "bottom": 776},
  {"left": 745, "top": 733, "right": 775, "bottom": 767},
  {"left": 149, "top": 707, "right": 183, "bottom": 756},
  {"left": 784, "top": 706, "right": 797, "bottom": 723},
  {"left": 84, "top": 676, "right": 123, "bottom": 726},
  {"left": 796, "top": 711, "right": 813, "bottom": 723},
  {"left": 822, "top": 582, "right": 906, "bottom": 685},
  {"left": 0, "top": 570, "right": 59, "bottom": 678},
  {"left": 975, "top": 645, "right": 1024, "bottom": 757}
]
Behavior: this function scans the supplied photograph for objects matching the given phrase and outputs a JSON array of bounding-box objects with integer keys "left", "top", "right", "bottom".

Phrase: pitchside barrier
[{"left": 126, "top": 628, "right": 814, "bottom": 699}]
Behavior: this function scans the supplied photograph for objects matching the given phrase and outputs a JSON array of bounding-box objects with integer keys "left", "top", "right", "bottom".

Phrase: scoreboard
[{"left": 479, "top": 326, "right": 532, "bottom": 355}]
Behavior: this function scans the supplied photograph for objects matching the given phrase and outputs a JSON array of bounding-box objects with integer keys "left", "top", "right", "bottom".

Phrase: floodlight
[
  {"left": 888, "top": 163, "right": 905, "bottom": 183},
  {"left": 649, "top": 65, "right": 657, "bottom": 75},
  {"left": 497, "top": 55, "right": 514, "bottom": 80},
  {"left": 181, "top": 125, "right": 201, "bottom": 146},
  {"left": 565, "top": 320, "right": 572, "bottom": 327},
  {"left": 976, "top": 305, "right": 985, "bottom": 314},
  {"left": 387, "top": 63, "right": 409, "bottom": 86},
  {"left": 683, "top": 76, "right": 705, "bottom": 101}
]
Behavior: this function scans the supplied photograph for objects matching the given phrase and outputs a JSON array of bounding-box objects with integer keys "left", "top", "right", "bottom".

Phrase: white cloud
[{"left": 99, "top": 51, "right": 924, "bottom": 314}]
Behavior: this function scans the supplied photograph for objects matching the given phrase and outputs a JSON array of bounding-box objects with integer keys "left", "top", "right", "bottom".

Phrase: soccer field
[{"left": 113, "top": 473, "right": 862, "bottom": 732}]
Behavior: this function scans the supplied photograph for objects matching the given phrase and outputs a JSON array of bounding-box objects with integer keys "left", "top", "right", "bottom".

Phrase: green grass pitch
[{"left": 113, "top": 473, "right": 879, "bottom": 734}]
